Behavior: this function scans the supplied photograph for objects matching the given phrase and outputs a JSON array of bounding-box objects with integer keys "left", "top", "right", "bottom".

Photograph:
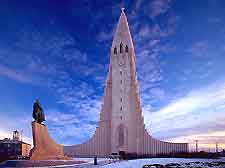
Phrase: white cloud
[
  {"left": 149, "top": 87, "right": 166, "bottom": 100},
  {"left": 148, "top": 0, "right": 171, "bottom": 19},
  {"left": 45, "top": 109, "right": 98, "bottom": 145},
  {"left": 131, "top": 0, "right": 143, "bottom": 15},
  {"left": 0, "top": 25, "right": 79, "bottom": 86},
  {"left": 143, "top": 78, "right": 225, "bottom": 139},
  {"left": 97, "top": 31, "right": 113, "bottom": 42},
  {"left": 63, "top": 49, "right": 87, "bottom": 64},
  {"left": 0, "top": 64, "right": 32, "bottom": 84},
  {"left": 136, "top": 24, "right": 164, "bottom": 41},
  {"left": 170, "top": 130, "right": 225, "bottom": 152},
  {"left": 186, "top": 41, "right": 209, "bottom": 57},
  {"left": 46, "top": 110, "right": 80, "bottom": 125}
]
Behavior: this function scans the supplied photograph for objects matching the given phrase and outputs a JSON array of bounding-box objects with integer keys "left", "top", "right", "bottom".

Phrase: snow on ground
[
  {"left": 102, "top": 158, "right": 225, "bottom": 168},
  {"left": 72, "top": 157, "right": 109, "bottom": 164}
]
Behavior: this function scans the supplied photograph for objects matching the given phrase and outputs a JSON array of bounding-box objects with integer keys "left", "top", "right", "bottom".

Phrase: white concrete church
[{"left": 64, "top": 9, "right": 188, "bottom": 157}]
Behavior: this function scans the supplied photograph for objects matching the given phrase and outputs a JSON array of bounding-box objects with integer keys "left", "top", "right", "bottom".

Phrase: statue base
[{"left": 29, "top": 121, "right": 69, "bottom": 160}]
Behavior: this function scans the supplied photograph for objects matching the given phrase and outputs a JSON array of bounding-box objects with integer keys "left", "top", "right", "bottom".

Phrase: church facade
[{"left": 64, "top": 10, "right": 188, "bottom": 157}]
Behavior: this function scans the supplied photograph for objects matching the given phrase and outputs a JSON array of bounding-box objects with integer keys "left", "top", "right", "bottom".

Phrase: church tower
[
  {"left": 110, "top": 8, "right": 143, "bottom": 154},
  {"left": 64, "top": 9, "right": 188, "bottom": 157}
]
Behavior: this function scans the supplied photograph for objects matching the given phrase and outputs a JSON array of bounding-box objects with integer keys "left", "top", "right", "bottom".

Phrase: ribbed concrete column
[{"left": 144, "top": 132, "right": 147, "bottom": 155}]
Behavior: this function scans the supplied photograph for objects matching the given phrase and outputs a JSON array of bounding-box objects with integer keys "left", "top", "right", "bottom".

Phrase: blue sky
[{"left": 0, "top": 0, "right": 225, "bottom": 151}]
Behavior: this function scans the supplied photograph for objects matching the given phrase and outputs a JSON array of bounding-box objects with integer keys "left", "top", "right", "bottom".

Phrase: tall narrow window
[
  {"left": 125, "top": 45, "right": 128, "bottom": 53},
  {"left": 114, "top": 47, "right": 117, "bottom": 54},
  {"left": 118, "top": 125, "right": 124, "bottom": 146},
  {"left": 120, "top": 80, "right": 122, "bottom": 84},
  {"left": 120, "top": 98, "right": 122, "bottom": 102},
  {"left": 120, "top": 71, "right": 122, "bottom": 75},
  {"left": 120, "top": 106, "right": 122, "bottom": 111},
  {"left": 120, "top": 42, "right": 123, "bottom": 53}
]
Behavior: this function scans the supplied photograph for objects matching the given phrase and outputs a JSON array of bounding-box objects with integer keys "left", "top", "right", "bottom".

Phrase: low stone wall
[{"left": 29, "top": 121, "right": 66, "bottom": 160}]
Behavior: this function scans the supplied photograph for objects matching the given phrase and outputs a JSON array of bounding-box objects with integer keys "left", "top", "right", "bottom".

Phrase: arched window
[
  {"left": 120, "top": 42, "right": 123, "bottom": 53},
  {"left": 114, "top": 47, "right": 117, "bottom": 54},
  {"left": 125, "top": 45, "right": 128, "bottom": 53}
]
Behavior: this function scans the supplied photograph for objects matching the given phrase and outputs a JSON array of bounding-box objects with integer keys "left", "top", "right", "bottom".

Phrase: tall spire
[{"left": 112, "top": 8, "right": 134, "bottom": 49}]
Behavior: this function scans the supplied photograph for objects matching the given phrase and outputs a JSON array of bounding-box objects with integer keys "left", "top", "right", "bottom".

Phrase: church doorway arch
[{"left": 116, "top": 124, "right": 128, "bottom": 153}]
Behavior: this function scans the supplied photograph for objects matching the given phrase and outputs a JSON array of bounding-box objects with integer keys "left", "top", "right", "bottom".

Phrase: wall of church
[
  {"left": 64, "top": 126, "right": 111, "bottom": 157},
  {"left": 64, "top": 70, "right": 113, "bottom": 157}
]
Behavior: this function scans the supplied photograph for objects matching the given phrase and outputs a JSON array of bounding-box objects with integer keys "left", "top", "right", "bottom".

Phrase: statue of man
[{"left": 32, "top": 99, "right": 45, "bottom": 124}]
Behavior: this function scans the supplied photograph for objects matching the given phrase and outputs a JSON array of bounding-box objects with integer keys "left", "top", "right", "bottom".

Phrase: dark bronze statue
[{"left": 33, "top": 99, "right": 45, "bottom": 124}]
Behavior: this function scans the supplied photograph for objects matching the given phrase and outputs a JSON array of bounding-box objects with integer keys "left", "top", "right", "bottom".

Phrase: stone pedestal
[{"left": 30, "top": 121, "right": 67, "bottom": 160}]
